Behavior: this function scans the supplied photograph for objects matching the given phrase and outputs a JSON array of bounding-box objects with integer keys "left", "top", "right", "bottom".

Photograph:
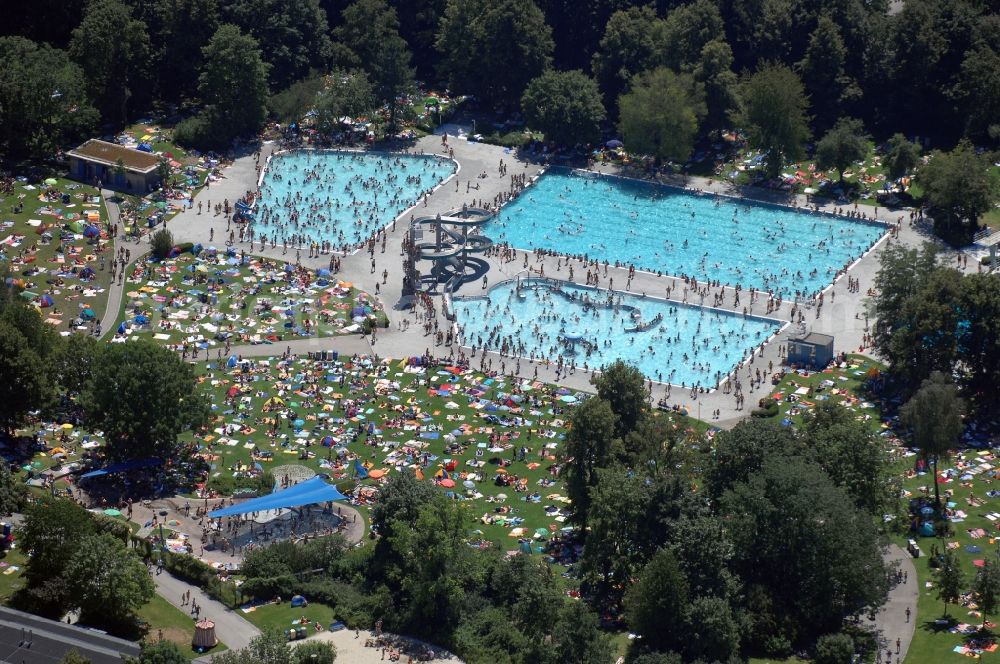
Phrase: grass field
[
  {"left": 110, "top": 251, "right": 383, "bottom": 346},
  {"left": 136, "top": 593, "right": 227, "bottom": 660},
  {"left": 0, "top": 175, "right": 113, "bottom": 328},
  {"left": 0, "top": 548, "right": 27, "bottom": 603},
  {"left": 240, "top": 599, "right": 337, "bottom": 636},
  {"left": 180, "top": 354, "right": 706, "bottom": 548}
]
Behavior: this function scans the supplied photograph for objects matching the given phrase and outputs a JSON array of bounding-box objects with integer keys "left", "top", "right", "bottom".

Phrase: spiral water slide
[{"left": 412, "top": 207, "right": 493, "bottom": 290}]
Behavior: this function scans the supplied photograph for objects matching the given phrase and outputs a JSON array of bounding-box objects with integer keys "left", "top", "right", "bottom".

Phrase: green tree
[
  {"left": 868, "top": 242, "right": 939, "bottom": 359},
  {"left": 624, "top": 548, "right": 689, "bottom": 653},
  {"left": 54, "top": 334, "right": 99, "bottom": 398},
  {"left": 815, "top": 117, "right": 867, "bottom": 183},
  {"left": 591, "top": 359, "right": 648, "bottom": 438},
  {"left": 314, "top": 70, "right": 375, "bottom": 136},
  {"left": 658, "top": 0, "right": 724, "bottom": 72},
  {"left": 579, "top": 465, "right": 655, "bottom": 610},
  {"left": 384, "top": 499, "right": 481, "bottom": 636},
  {"left": 562, "top": 397, "right": 618, "bottom": 527},
  {"left": 683, "top": 595, "right": 740, "bottom": 662},
  {"left": 883, "top": 133, "right": 921, "bottom": 180},
  {"left": 0, "top": 37, "right": 98, "bottom": 159},
  {"left": 738, "top": 63, "right": 811, "bottom": 178},
  {"left": 919, "top": 140, "right": 997, "bottom": 241},
  {"left": 19, "top": 498, "right": 96, "bottom": 613},
  {"left": 521, "top": 70, "right": 606, "bottom": 146},
  {"left": 957, "top": 273, "right": 1000, "bottom": 407},
  {"left": 618, "top": 68, "right": 706, "bottom": 163},
  {"left": 0, "top": 463, "right": 25, "bottom": 518},
  {"left": 151, "top": 228, "right": 175, "bottom": 261},
  {"left": 721, "top": 456, "right": 888, "bottom": 645},
  {"left": 0, "top": 321, "right": 52, "bottom": 435},
  {"left": 82, "top": 340, "right": 210, "bottom": 462},
  {"left": 813, "top": 632, "right": 854, "bottom": 664},
  {"left": 936, "top": 548, "right": 965, "bottom": 617},
  {"left": 290, "top": 640, "right": 336, "bottom": 663},
  {"left": 693, "top": 39, "right": 740, "bottom": 132},
  {"left": 145, "top": 0, "right": 221, "bottom": 103},
  {"left": 705, "top": 418, "right": 798, "bottom": 501},
  {"left": 797, "top": 16, "right": 860, "bottom": 129},
  {"left": 975, "top": 560, "right": 1000, "bottom": 628},
  {"left": 65, "top": 533, "right": 154, "bottom": 627},
  {"left": 208, "top": 630, "right": 291, "bottom": 664},
  {"left": 957, "top": 43, "right": 1000, "bottom": 141},
  {"left": 437, "top": 0, "right": 554, "bottom": 108},
  {"left": 198, "top": 24, "right": 270, "bottom": 145},
  {"left": 127, "top": 639, "right": 189, "bottom": 664},
  {"left": 69, "top": 0, "right": 151, "bottom": 124},
  {"left": 268, "top": 74, "right": 326, "bottom": 124},
  {"left": 804, "top": 402, "right": 894, "bottom": 516},
  {"left": 484, "top": 555, "right": 561, "bottom": 638},
  {"left": 221, "top": 0, "right": 332, "bottom": 89},
  {"left": 370, "top": 470, "right": 439, "bottom": 542},
  {"left": 547, "top": 601, "right": 613, "bottom": 664},
  {"left": 59, "top": 650, "right": 92, "bottom": 664},
  {"left": 591, "top": 6, "right": 664, "bottom": 110},
  {"left": 900, "top": 372, "right": 964, "bottom": 508},
  {"left": 334, "top": 0, "right": 414, "bottom": 131}
]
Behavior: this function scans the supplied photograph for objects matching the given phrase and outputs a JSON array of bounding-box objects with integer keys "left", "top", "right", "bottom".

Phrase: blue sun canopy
[{"left": 208, "top": 476, "right": 348, "bottom": 518}]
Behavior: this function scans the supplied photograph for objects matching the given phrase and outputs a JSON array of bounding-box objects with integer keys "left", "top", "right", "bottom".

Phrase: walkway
[
  {"left": 864, "top": 544, "right": 918, "bottom": 662},
  {"left": 152, "top": 567, "right": 261, "bottom": 657}
]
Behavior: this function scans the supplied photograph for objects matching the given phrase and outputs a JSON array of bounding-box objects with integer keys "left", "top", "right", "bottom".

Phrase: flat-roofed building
[{"left": 67, "top": 139, "right": 161, "bottom": 192}]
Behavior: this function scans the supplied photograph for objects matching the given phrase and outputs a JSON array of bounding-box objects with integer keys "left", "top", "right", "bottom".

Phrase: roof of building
[
  {"left": 0, "top": 605, "right": 141, "bottom": 664},
  {"left": 793, "top": 332, "right": 835, "bottom": 346},
  {"left": 67, "top": 139, "right": 161, "bottom": 174}
]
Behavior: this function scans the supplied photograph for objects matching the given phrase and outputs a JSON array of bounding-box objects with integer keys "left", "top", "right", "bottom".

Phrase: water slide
[{"left": 411, "top": 207, "right": 493, "bottom": 289}]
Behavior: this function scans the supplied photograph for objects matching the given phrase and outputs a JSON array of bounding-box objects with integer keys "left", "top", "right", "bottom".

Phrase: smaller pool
[
  {"left": 253, "top": 150, "right": 455, "bottom": 249},
  {"left": 452, "top": 278, "right": 782, "bottom": 387}
]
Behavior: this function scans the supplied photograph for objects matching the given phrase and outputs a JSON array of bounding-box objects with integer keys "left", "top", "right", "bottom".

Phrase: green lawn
[
  {"left": 178, "top": 354, "right": 705, "bottom": 549},
  {"left": 758, "top": 354, "right": 886, "bottom": 433},
  {"left": 110, "top": 251, "right": 383, "bottom": 345},
  {"left": 897, "top": 445, "right": 1000, "bottom": 663},
  {"left": 137, "top": 592, "right": 227, "bottom": 660},
  {"left": 0, "top": 548, "right": 28, "bottom": 603},
  {"left": 240, "top": 599, "right": 337, "bottom": 636},
  {"left": 0, "top": 175, "right": 113, "bottom": 329}
]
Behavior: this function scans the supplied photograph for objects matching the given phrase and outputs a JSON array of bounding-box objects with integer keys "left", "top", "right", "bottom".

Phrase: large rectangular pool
[
  {"left": 486, "top": 168, "right": 886, "bottom": 298},
  {"left": 452, "top": 278, "right": 782, "bottom": 388}
]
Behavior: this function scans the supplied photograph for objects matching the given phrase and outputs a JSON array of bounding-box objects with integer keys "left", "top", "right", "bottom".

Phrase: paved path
[
  {"left": 864, "top": 545, "right": 918, "bottom": 662},
  {"left": 152, "top": 567, "right": 261, "bottom": 656}
]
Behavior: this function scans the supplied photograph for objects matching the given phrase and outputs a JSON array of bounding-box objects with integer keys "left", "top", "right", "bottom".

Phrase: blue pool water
[
  {"left": 254, "top": 151, "right": 454, "bottom": 248},
  {"left": 488, "top": 169, "right": 886, "bottom": 297},
  {"left": 452, "top": 279, "right": 782, "bottom": 387}
]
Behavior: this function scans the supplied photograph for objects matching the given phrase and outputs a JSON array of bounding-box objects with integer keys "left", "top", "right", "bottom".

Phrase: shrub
[
  {"left": 151, "top": 228, "right": 174, "bottom": 260},
  {"left": 814, "top": 632, "right": 854, "bottom": 664},
  {"left": 172, "top": 113, "right": 216, "bottom": 150},
  {"left": 751, "top": 398, "right": 780, "bottom": 418}
]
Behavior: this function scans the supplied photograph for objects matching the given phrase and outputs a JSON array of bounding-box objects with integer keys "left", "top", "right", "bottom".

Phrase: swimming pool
[
  {"left": 487, "top": 169, "right": 886, "bottom": 298},
  {"left": 254, "top": 150, "right": 455, "bottom": 249},
  {"left": 451, "top": 278, "right": 783, "bottom": 387}
]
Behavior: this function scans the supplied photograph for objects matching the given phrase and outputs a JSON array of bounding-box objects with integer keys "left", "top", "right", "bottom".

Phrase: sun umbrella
[
  {"left": 463, "top": 480, "right": 476, "bottom": 489},
  {"left": 606, "top": 139, "right": 624, "bottom": 149},
  {"left": 104, "top": 508, "right": 122, "bottom": 516},
  {"left": 439, "top": 478, "right": 455, "bottom": 488},
  {"left": 368, "top": 469, "right": 385, "bottom": 479},
  {"left": 44, "top": 178, "right": 58, "bottom": 186}
]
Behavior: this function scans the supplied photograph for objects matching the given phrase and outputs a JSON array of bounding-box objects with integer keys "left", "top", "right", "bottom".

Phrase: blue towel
[{"left": 420, "top": 432, "right": 440, "bottom": 440}]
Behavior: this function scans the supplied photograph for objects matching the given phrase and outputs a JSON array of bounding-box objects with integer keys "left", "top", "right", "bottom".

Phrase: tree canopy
[
  {"left": 619, "top": 68, "right": 706, "bottom": 163},
  {"left": 738, "top": 63, "right": 812, "bottom": 178},
  {"left": 919, "top": 139, "right": 998, "bottom": 241},
  {"left": 815, "top": 117, "right": 868, "bottom": 182},
  {"left": 521, "top": 70, "right": 606, "bottom": 146},
  {"left": 81, "top": 340, "right": 210, "bottom": 462},
  {"left": 196, "top": 24, "right": 270, "bottom": 146}
]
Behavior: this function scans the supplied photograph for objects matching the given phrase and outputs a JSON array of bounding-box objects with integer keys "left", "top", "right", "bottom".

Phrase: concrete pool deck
[{"left": 157, "top": 131, "right": 964, "bottom": 429}]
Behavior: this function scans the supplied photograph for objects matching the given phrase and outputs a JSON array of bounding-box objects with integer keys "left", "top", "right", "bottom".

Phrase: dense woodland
[{"left": 2, "top": 0, "right": 1000, "bottom": 149}]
